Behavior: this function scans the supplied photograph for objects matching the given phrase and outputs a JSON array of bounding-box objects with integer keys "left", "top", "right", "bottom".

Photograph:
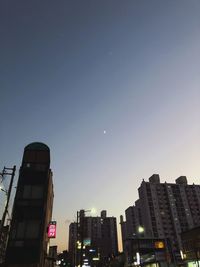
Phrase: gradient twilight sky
[{"left": 0, "top": 0, "right": 200, "bottom": 252}]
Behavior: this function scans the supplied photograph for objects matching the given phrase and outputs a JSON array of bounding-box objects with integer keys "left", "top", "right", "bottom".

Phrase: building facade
[
  {"left": 0, "top": 224, "right": 9, "bottom": 264},
  {"left": 68, "top": 223, "right": 77, "bottom": 267},
  {"left": 181, "top": 226, "right": 200, "bottom": 267},
  {"left": 5, "top": 142, "right": 54, "bottom": 267},
  {"left": 69, "top": 210, "right": 118, "bottom": 267},
  {"left": 121, "top": 174, "right": 200, "bottom": 264},
  {"left": 124, "top": 238, "right": 172, "bottom": 267}
]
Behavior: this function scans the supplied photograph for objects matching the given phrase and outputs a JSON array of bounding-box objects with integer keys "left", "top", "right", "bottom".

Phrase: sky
[{"left": 0, "top": 0, "right": 200, "bottom": 252}]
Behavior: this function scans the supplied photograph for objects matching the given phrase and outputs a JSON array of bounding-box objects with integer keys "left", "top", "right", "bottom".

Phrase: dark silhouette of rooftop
[{"left": 25, "top": 142, "right": 50, "bottom": 151}]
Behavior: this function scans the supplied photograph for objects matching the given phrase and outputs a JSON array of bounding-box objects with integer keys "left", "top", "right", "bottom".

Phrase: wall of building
[
  {"left": 69, "top": 210, "right": 118, "bottom": 266},
  {"left": 5, "top": 142, "right": 54, "bottom": 267},
  {"left": 121, "top": 174, "right": 200, "bottom": 264}
]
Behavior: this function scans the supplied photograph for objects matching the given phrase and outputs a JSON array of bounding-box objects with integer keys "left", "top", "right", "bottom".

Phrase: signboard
[
  {"left": 83, "top": 238, "right": 91, "bottom": 246},
  {"left": 48, "top": 221, "right": 57, "bottom": 238},
  {"left": 154, "top": 241, "right": 165, "bottom": 249}
]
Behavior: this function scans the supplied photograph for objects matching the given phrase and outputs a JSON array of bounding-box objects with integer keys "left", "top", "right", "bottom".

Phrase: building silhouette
[
  {"left": 68, "top": 222, "right": 77, "bottom": 266},
  {"left": 121, "top": 174, "right": 200, "bottom": 263},
  {"left": 5, "top": 142, "right": 54, "bottom": 267},
  {"left": 69, "top": 210, "right": 118, "bottom": 267},
  {"left": 0, "top": 223, "right": 9, "bottom": 264},
  {"left": 181, "top": 226, "right": 200, "bottom": 266}
]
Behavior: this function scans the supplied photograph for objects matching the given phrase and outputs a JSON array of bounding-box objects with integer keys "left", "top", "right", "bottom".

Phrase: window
[
  {"left": 35, "top": 164, "right": 46, "bottom": 171},
  {"left": 26, "top": 221, "right": 40, "bottom": 238},
  {"left": 13, "top": 220, "right": 40, "bottom": 239},
  {"left": 23, "top": 185, "right": 43, "bottom": 199},
  {"left": 32, "top": 186, "right": 43, "bottom": 199},
  {"left": 17, "top": 221, "right": 25, "bottom": 238},
  {"left": 14, "top": 241, "right": 24, "bottom": 247},
  {"left": 23, "top": 185, "right": 32, "bottom": 198},
  {"left": 36, "top": 151, "right": 49, "bottom": 163}
]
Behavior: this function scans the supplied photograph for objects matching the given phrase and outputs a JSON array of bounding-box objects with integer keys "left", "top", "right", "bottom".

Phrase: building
[
  {"left": 120, "top": 216, "right": 128, "bottom": 252},
  {"left": 121, "top": 174, "right": 200, "bottom": 264},
  {"left": 47, "top": 246, "right": 57, "bottom": 267},
  {"left": 0, "top": 224, "right": 9, "bottom": 264},
  {"left": 68, "top": 223, "right": 77, "bottom": 267},
  {"left": 69, "top": 210, "right": 118, "bottom": 267},
  {"left": 124, "top": 238, "right": 172, "bottom": 267},
  {"left": 101, "top": 214, "right": 118, "bottom": 260},
  {"left": 181, "top": 226, "right": 200, "bottom": 267},
  {"left": 5, "top": 142, "right": 54, "bottom": 267},
  {"left": 56, "top": 250, "right": 70, "bottom": 267}
]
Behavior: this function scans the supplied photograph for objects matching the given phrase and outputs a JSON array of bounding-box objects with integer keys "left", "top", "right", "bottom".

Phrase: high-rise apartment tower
[
  {"left": 69, "top": 210, "right": 118, "bottom": 267},
  {"left": 121, "top": 174, "right": 200, "bottom": 262}
]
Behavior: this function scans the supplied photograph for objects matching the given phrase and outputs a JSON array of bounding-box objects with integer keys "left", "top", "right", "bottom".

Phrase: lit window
[{"left": 155, "top": 241, "right": 165, "bottom": 249}]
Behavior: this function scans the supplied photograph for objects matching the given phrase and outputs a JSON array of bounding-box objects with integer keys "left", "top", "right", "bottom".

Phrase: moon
[{"left": 103, "top": 130, "right": 106, "bottom": 134}]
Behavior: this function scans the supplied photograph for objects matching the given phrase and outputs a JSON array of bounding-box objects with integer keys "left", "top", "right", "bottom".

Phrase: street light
[
  {"left": 138, "top": 226, "right": 144, "bottom": 234},
  {"left": 90, "top": 208, "right": 96, "bottom": 215},
  {"left": 81, "top": 208, "right": 96, "bottom": 215}
]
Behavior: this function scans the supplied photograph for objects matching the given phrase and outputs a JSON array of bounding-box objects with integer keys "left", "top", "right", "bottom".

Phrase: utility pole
[{"left": 0, "top": 166, "right": 16, "bottom": 245}]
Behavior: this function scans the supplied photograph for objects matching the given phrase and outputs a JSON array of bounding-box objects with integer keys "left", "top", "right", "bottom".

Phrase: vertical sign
[{"left": 48, "top": 221, "right": 57, "bottom": 238}]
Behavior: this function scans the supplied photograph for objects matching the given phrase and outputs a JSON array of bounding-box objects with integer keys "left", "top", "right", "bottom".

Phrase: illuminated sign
[
  {"left": 154, "top": 241, "right": 165, "bottom": 249},
  {"left": 136, "top": 252, "right": 140, "bottom": 264},
  {"left": 83, "top": 238, "right": 91, "bottom": 246},
  {"left": 48, "top": 221, "right": 56, "bottom": 238},
  {"left": 92, "top": 257, "right": 99, "bottom": 261}
]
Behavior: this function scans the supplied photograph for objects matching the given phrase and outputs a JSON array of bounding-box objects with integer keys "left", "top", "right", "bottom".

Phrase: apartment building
[
  {"left": 121, "top": 174, "right": 200, "bottom": 263},
  {"left": 69, "top": 210, "right": 118, "bottom": 266}
]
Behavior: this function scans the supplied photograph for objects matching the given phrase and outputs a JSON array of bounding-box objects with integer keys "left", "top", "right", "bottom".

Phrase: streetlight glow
[
  {"left": 90, "top": 208, "right": 96, "bottom": 215},
  {"left": 138, "top": 226, "right": 144, "bottom": 233}
]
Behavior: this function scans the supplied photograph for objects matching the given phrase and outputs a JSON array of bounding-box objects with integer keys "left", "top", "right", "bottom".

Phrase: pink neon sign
[{"left": 48, "top": 221, "right": 56, "bottom": 238}]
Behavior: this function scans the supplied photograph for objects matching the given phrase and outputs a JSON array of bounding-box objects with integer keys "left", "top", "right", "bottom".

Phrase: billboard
[
  {"left": 48, "top": 221, "right": 57, "bottom": 238},
  {"left": 83, "top": 238, "right": 91, "bottom": 246}
]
